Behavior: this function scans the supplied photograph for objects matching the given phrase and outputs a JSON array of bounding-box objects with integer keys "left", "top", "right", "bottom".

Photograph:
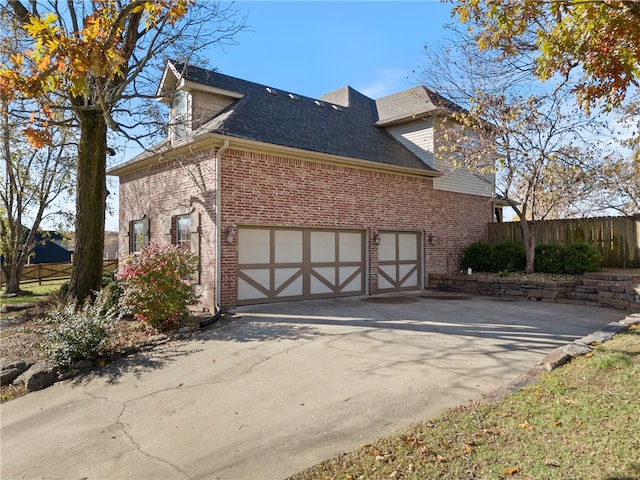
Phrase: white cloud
[{"left": 357, "top": 68, "right": 411, "bottom": 98}]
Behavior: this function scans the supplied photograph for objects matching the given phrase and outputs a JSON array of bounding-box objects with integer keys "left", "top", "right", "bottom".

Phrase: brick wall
[
  {"left": 118, "top": 147, "right": 218, "bottom": 308},
  {"left": 218, "top": 148, "right": 491, "bottom": 306},
  {"left": 118, "top": 145, "right": 492, "bottom": 309}
]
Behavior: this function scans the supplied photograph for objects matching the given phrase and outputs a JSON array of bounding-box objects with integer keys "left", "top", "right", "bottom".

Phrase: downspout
[{"left": 215, "top": 139, "right": 230, "bottom": 310}]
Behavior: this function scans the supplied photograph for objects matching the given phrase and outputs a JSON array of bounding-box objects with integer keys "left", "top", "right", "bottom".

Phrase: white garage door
[
  {"left": 378, "top": 231, "right": 421, "bottom": 292},
  {"left": 237, "top": 227, "right": 365, "bottom": 305}
]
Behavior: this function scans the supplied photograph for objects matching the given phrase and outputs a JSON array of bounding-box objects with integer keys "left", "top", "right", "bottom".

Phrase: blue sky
[
  {"left": 106, "top": 1, "right": 458, "bottom": 230},
  {"left": 213, "top": 1, "right": 456, "bottom": 99}
]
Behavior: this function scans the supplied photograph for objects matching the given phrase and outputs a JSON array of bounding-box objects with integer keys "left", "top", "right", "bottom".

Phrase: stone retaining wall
[{"left": 428, "top": 272, "right": 640, "bottom": 311}]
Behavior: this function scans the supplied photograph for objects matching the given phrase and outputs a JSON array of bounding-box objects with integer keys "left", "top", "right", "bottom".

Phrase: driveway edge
[{"left": 484, "top": 312, "right": 640, "bottom": 403}]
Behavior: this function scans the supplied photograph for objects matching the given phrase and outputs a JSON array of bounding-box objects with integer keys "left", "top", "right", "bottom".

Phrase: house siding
[
  {"left": 190, "top": 91, "right": 234, "bottom": 130},
  {"left": 386, "top": 118, "right": 494, "bottom": 197}
]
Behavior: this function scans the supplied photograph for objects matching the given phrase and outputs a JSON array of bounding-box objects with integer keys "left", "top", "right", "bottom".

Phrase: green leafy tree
[{"left": 0, "top": 0, "right": 243, "bottom": 301}]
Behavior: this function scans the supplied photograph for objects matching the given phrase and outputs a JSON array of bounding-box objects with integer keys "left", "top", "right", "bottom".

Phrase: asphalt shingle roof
[
  {"left": 375, "top": 86, "right": 464, "bottom": 126},
  {"left": 173, "top": 62, "right": 438, "bottom": 173}
]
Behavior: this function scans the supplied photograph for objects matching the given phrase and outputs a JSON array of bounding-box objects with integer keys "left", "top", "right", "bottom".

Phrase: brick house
[{"left": 108, "top": 62, "right": 496, "bottom": 310}]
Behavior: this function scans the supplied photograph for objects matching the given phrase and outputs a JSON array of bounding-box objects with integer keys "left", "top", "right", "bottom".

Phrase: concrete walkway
[{"left": 0, "top": 294, "right": 627, "bottom": 480}]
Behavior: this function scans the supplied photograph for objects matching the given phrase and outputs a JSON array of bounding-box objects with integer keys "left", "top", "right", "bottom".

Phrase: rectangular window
[
  {"left": 175, "top": 214, "right": 191, "bottom": 250},
  {"left": 130, "top": 218, "right": 149, "bottom": 254},
  {"left": 171, "top": 91, "right": 189, "bottom": 142}
]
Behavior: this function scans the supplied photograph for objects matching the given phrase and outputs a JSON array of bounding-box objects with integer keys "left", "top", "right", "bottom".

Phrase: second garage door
[
  {"left": 378, "top": 231, "right": 421, "bottom": 292},
  {"left": 237, "top": 227, "right": 365, "bottom": 305}
]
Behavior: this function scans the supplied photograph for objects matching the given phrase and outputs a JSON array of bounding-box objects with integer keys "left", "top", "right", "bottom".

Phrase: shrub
[
  {"left": 462, "top": 241, "right": 494, "bottom": 273},
  {"left": 39, "top": 289, "right": 117, "bottom": 367},
  {"left": 535, "top": 243, "right": 565, "bottom": 274},
  {"left": 492, "top": 240, "right": 526, "bottom": 272},
  {"left": 117, "top": 242, "right": 199, "bottom": 330},
  {"left": 562, "top": 242, "right": 601, "bottom": 274}
]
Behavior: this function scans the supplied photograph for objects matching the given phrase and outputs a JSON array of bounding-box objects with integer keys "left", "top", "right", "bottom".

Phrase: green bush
[
  {"left": 492, "top": 240, "right": 526, "bottom": 272},
  {"left": 39, "top": 289, "right": 118, "bottom": 367},
  {"left": 561, "top": 242, "right": 601, "bottom": 274},
  {"left": 535, "top": 243, "right": 565, "bottom": 274},
  {"left": 462, "top": 241, "right": 495, "bottom": 273}
]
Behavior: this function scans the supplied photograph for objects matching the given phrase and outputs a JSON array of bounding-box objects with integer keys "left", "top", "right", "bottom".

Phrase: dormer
[{"left": 158, "top": 61, "right": 244, "bottom": 144}]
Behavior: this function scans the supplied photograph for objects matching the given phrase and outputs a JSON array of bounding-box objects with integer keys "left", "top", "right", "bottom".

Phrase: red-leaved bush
[{"left": 118, "top": 242, "right": 199, "bottom": 330}]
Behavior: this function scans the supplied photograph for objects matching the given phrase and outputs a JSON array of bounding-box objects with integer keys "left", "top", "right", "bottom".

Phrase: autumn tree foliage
[
  {"left": 0, "top": 9, "right": 75, "bottom": 295},
  {"left": 0, "top": 1, "right": 242, "bottom": 301},
  {"left": 421, "top": 28, "right": 610, "bottom": 273},
  {"left": 450, "top": 0, "right": 640, "bottom": 110}
]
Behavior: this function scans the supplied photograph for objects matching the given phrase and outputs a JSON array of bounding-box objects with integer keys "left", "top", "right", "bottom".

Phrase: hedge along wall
[{"left": 488, "top": 216, "right": 640, "bottom": 268}]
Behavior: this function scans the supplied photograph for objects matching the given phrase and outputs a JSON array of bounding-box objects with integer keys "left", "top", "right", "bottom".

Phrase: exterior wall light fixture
[
  {"left": 225, "top": 227, "right": 234, "bottom": 244},
  {"left": 373, "top": 233, "right": 381, "bottom": 245},
  {"left": 428, "top": 234, "right": 435, "bottom": 246}
]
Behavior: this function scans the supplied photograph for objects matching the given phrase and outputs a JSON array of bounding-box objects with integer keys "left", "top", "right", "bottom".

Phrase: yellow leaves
[
  {"left": 23, "top": 126, "right": 52, "bottom": 149},
  {"left": 502, "top": 466, "right": 520, "bottom": 475},
  {"left": 518, "top": 420, "right": 534, "bottom": 430}
]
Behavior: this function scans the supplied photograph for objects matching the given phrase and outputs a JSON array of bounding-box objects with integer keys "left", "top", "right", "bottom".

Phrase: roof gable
[{"left": 375, "top": 86, "right": 463, "bottom": 126}]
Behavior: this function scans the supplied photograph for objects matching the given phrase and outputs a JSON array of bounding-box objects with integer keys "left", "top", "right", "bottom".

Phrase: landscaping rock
[
  {"left": 14, "top": 361, "right": 57, "bottom": 392},
  {"left": 70, "top": 359, "right": 93, "bottom": 369},
  {"left": 1, "top": 360, "right": 33, "bottom": 386},
  {"left": 0, "top": 302, "right": 36, "bottom": 314}
]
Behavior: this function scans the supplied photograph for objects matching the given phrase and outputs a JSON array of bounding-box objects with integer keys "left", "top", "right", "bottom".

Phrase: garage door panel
[
  {"left": 310, "top": 267, "right": 336, "bottom": 294},
  {"left": 274, "top": 268, "right": 303, "bottom": 297},
  {"left": 310, "top": 231, "right": 335, "bottom": 262},
  {"left": 398, "top": 234, "right": 418, "bottom": 261},
  {"left": 238, "top": 227, "right": 364, "bottom": 305},
  {"left": 339, "top": 232, "right": 363, "bottom": 261},
  {"left": 378, "top": 270, "right": 394, "bottom": 290},
  {"left": 378, "top": 233, "right": 396, "bottom": 261},
  {"left": 238, "top": 229, "right": 270, "bottom": 264},
  {"left": 275, "top": 230, "right": 303, "bottom": 263},
  {"left": 339, "top": 266, "right": 363, "bottom": 292},
  {"left": 237, "top": 269, "right": 271, "bottom": 301}
]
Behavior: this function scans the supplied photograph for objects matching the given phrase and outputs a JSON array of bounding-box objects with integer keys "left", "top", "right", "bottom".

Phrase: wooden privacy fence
[
  {"left": 488, "top": 216, "right": 640, "bottom": 268},
  {"left": 1, "top": 260, "right": 118, "bottom": 287}
]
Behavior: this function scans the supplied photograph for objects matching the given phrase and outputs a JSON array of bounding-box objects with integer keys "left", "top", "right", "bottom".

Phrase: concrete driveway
[{"left": 0, "top": 294, "right": 627, "bottom": 480}]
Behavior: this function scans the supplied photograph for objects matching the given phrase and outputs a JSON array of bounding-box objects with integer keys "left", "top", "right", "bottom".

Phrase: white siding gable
[
  {"left": 386, "top": 118, "right": 494, "bottom": 198},
  {"left": 387, "top": 119, "right": 435, "bottom": 168}
]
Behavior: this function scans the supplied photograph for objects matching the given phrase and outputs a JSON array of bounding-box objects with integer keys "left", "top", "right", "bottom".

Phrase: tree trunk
[
  {"left": 520, "top": 218, "right": 536, "bottom": 274},
  {"left": 3, "top": 261, "right": 20, "bottom": 294},
  {"left": 69, "top": 109, "right": 107, "bottom": 301}
]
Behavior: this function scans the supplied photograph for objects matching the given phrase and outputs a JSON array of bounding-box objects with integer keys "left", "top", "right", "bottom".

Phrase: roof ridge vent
[
  {"left": 314, "top": 100, "right": 326, "bottom": 108},
  {"left": 266, "top": 87, "right": 278, "bottom": 96},
  {"left": 288, "top": 93, "right": 300, "bottom": 101}
]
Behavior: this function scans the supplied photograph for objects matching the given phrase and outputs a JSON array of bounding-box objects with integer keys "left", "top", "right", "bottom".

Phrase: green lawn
[
  {"left": 290, "top": 328, "right": 640, "bottom": 480},
  {"left": 1, "top": 279, "right": 66, "bottom": 309}
]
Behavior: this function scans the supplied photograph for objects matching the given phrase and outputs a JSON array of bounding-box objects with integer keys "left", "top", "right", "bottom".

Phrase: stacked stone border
[
  {"left": 485, "top": 312, "right": 640, "bottom": 402},
  {"left": 428, "top": 272, "right": 640, "bottom": 312}
]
